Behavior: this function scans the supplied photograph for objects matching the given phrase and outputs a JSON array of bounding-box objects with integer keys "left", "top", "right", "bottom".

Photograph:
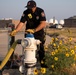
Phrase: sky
[{"left": 0, "top": 0, "right": 76, "bottom": 22}]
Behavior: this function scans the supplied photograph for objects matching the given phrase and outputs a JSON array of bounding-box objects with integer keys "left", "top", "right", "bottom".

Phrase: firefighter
[{"left": 10, "top": 0, "right": 47, "bottom": 68}]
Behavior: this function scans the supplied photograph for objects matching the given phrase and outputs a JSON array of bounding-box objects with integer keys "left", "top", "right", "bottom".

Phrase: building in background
[
  {"left": 64, "top": 16, "right": 76, "bottom": 27},
  {"left": 0, "top": 18, "right": 25, "bottom": 31},
  {"left": 0, "top": 18, "right": 19, "bottom": 28}
]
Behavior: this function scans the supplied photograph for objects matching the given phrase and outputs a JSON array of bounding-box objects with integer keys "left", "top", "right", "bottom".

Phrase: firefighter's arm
[
  {"left": 35, "top": 21, "right": 46, "bottom": 32},
  {"left": 26, "top": 21, "right": 46, "bottom": 33},
  {"left": 10, "top": 22, "right": 24, "bottom": 36},
  {"left": 15, "top": 22, "right": 24, "bottom": 32}
]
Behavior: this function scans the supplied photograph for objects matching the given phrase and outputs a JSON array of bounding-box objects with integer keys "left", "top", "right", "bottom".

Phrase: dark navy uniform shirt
[{"left": 20, "top": 7, "right": 46, "bottom": 42}]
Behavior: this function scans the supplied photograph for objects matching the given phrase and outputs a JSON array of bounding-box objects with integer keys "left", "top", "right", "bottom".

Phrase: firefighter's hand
[
  {"left": 10, "top": 30, "right": 17, "bottom": 36},
  {"left": 26, "top": 29, "right": 36, "bottom": 34}
]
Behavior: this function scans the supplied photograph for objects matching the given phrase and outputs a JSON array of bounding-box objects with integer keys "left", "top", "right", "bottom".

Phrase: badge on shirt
[
  {"left": 41, "top": 12, "right": 45, "bottom": 17},
  {"left": 36, "top": 16, "right": 39, "bottom": 20},
  {"left": 28, "top": 13, "right": 32, "bottom": 19}
]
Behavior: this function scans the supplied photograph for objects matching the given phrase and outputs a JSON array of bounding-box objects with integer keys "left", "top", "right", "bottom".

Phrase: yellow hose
[{"left": 0, "top": 40, "right": 17, "bottom": 70}]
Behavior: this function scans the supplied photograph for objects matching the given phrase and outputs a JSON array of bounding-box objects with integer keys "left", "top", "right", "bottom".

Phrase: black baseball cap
[{"left": 25, "top": 0, "right": 36, "bottom": 9}]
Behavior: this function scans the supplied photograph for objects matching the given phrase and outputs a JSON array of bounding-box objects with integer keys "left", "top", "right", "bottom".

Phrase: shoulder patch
[
  {"left": 22, "top": 14, "right": 25, "bottom": 17},
  {"left": 41, "top": 12, "right": 45, "bottom": 17}
]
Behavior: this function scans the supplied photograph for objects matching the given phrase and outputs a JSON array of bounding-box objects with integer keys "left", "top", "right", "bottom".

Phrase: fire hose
[
  {"left": 0, "top": 40, "right": 17, "bottom": 70},
  {"left": 0, "top": 33, "right": 41, "bottom": 75}
]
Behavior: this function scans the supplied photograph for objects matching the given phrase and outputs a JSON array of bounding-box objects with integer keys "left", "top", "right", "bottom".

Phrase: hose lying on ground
[{"left": 0, "top": 40, "right": 17, "bottom": 70}]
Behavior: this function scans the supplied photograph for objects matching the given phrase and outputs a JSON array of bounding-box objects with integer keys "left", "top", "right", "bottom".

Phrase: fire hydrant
[{"left": 20, "top": 33, "right": 41, "bottom": 75}]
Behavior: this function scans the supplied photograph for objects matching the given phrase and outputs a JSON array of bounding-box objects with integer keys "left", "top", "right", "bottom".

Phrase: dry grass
[{"left": 45, "top": 27, "right": 76, "bottom": 38}]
